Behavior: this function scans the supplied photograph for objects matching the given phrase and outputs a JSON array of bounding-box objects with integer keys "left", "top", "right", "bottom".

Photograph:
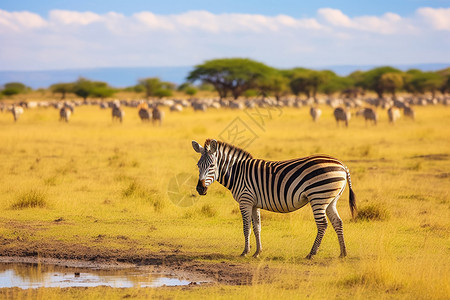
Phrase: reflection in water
[{"left": 0, "top": 263, "right": 192, "bottom": 289}]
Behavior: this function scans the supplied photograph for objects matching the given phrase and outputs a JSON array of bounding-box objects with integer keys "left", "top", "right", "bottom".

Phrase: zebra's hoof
[
  {"left": 252, "top": 252, "right": 261, "bottom": 258},
  {"left": 305, "top": 254, "right": 314, "bottom": 260}
]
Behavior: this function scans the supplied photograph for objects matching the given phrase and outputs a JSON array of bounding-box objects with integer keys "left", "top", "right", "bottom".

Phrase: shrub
[
  {"left": 11, "top": 190, "right": 48, "bottom": 209},
  {"left": 200, "top": 204, "right": 217, "bottom": 218},
  {"left": 355, "top": 204, "right": 390, "bottom": 221}
]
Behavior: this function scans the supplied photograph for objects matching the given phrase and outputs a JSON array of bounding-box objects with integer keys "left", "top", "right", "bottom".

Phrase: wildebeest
[
  {"left": 11, "top": 105, "right": 24, "bottom": 122},
  {"left": 59, "top": 107, "right": 71, "bottom": 122},
  {"left": 403, "top": 105, "right": 415, "bottom": 120},
  {"left": 309, "top": 107, "right": 322, "bottom": 122},
  {"left": 112, "top": 103, "right": 124, "bottom": 123},
  {"left": 333, "top": 107, "right": 351, "bottom": 127},
  {"left": 387, "top": 107, "right": 401, "bottom": 124},
  {"left": 152, "top": 106, "right": 164, "bottom": 126},
  {"left": 357, "top": 108, "right": 378, "bottom": 125}
]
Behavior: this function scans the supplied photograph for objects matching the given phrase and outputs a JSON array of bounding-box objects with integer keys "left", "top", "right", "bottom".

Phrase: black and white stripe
[{"left": 192, "top": 139, "right": 357, "bottom": 259}]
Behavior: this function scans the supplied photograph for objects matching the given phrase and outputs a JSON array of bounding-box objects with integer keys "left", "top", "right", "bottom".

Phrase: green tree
[
  {"left": 1, "top": 82, "right": 30, "bottom": 96},
  {"left": 404, "top": 70, "right": 444, "bottom": 98},
  {"left": 72, "top": 78, "right": 112, "bottom": 101},
  {"left": 256, "top": 69, "right": 289, "bottom": 102},
  {"left": 359, "top": 66, "right": 403, "bottom": 98},
  {"left": 138, "top": 77, "right": 175, "bottom": 99},
  {"left": 50, "top": 83, "right": 74, "bottom": 99},
  {"left": 286, "top": 68, "right": 313, "bottom": 99},
  {"left": 187, "top": 58, "right": 275, "bottom": 99},
  {"left": 379, "top": 72, "right": 404, "bottom": 97}
]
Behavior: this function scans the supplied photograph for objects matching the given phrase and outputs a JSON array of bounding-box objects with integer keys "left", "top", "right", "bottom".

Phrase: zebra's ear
[
  {"left": 192, "top": 140, "right": 203, "bottom": 153},
  {"left": 209, "top": 139, "right": 218, "bottom": 154}
]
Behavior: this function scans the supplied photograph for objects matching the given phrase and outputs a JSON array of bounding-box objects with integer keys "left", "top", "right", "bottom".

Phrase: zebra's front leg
[
  {"left": 240, "top": 205, "right": 252, "bottom": 256},
  {"left": 252, "top": 207, "right": 262, "bottom": 258}
]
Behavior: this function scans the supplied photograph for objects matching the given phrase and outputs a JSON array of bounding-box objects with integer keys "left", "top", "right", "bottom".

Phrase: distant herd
[{"left": 1, "top": 95, "right": 448, "bottom": 126}]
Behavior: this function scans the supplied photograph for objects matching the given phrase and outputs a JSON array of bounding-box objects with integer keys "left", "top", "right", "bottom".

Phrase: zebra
[
  {"left": 403, "top": 105, "right": 415, "bottom": 120},
  {"left": 11, "top": 105, "right": 24, "bottom": 122},
  {"left": 192, "top": 139, "right": 357, "bottom": 259},
  {"left": 387, "top": 107, "right": 401, "bottom": 124},
  {"left": 309, "top": 107, "right": 322, "bottom": 122},
  {"left": 357, "top": 108, "right": 378, "bottom": 125},
  {"left": 138, "top": 108, "right": 151, "bottom": 122},
  {"left": 333, "top": 107, "right": 351, "bottom": 127},
  {"left": 59, "top": 107, "right": 71, "bottom": 122},
  {"left": 152, "top": 106, "right": 164, "bottom": 126},
  {"left": 112, "top": 103, "right": 124, "bottom": 123}
]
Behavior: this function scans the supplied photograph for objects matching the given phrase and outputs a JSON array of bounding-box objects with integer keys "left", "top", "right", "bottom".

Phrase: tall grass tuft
[
  {"left": 200, "top": 204, "right": 217, "bottom": 218},
  {"left": 355, "top": 203, "right": 390, "bottom": 221},
  {"left": 11, "top": 190, "right": 48, "bottom": 209},
  {"left": 121, "top": 180, "right": 165, "bottom": 212}
]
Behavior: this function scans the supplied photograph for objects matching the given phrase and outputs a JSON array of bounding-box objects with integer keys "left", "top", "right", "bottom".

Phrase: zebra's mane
[{"left": 204, "top": 139, "right": 253, "bottom": 159}]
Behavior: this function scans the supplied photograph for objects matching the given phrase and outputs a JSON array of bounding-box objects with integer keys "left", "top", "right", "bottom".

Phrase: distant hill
[{"left": 0, "top": 63, "right": 448, "bottom": 89}]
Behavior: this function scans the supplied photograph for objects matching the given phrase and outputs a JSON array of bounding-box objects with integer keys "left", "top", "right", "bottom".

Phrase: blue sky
[
  {"left": 2, "top": 0, "right": 449, "bottom": 17},
  {"left": 0, "top": 1, "right": 449, "bottom": 71}
]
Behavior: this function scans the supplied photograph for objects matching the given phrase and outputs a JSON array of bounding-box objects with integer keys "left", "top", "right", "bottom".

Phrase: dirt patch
[
  {"left": 0, "top": 239, "right": 272, "bottom": 286},
  {"left": 410, "top": 154, "right": 449, "bottom": 160}
]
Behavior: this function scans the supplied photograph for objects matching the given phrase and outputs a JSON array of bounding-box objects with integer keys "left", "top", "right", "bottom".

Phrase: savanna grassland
[{"left": 0, "top": 102, "right": 449, "bottom": 299}]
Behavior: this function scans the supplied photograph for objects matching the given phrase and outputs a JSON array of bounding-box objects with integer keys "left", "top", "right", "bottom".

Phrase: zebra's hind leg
[
  {"left": 326, "top": 200, "right": 347, "bottom": 258},
  {"left": 306, "top": 207, "right": 328, "bottom": 259}
]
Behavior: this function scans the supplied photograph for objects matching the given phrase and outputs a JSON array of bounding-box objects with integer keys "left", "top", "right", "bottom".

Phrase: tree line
[{"left": 1, "top": 58, "right": 449, "bottom": 101}]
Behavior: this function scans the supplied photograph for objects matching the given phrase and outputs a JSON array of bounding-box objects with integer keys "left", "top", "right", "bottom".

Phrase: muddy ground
[{"left": 0, "top": 238, "right": 275, "bottom": 286}]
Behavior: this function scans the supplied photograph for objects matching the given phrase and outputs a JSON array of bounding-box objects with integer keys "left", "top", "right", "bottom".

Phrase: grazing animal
[
  {"left": 359, "top": 108, "right": 378, "bottom": 125},
  {"left": 11, "top": 105, "right": 24, "bottom": 122},
  {"left": 403, "top": 105, "right": 415, "bottom": 120},
  {"left": 310, "top": 107, "right": 322, "bottom": 122},
  {"left": 170, "top": 104, "right": 183, "bottom": 112},
  {"left": 192, "top": 102, "right": 207, "bottom": 112},
  {"left": 387, "top": 107, "right": 401, "bottom": 124},
  {"left": 152, "top": 106, "right": 164, "bottom": 126},
  {"left": 112, "top": 103, "right": 124, "bottom": 123},
  {"left": 192, "top": 139, "right": 357, "bottom": 259},
  {"left": 333, "top": 107, "right": 351, "bottom": 127},
  {"left": 138, "top": 108, "right": 151, "bottom": 122},
  {"left": 59, "top": 107, "right": 71, "bottom": 122}
]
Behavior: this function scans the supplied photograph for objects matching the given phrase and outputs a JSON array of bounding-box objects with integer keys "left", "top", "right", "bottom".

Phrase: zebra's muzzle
[{"left": 196, "top": 180, "right": 207, "bottom": 195}]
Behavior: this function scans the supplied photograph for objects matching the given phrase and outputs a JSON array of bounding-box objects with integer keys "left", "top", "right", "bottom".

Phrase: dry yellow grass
[{"left": 0, "top": 102, "right": 449, "bottom": 299}]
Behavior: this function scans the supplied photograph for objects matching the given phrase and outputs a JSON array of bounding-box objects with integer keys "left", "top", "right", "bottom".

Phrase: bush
[
  {"left": 11, "top": 190, "right": 48, "bottom": 209},
  {"left": 355, "top": 204, "right": 390, "bottom": 221}
]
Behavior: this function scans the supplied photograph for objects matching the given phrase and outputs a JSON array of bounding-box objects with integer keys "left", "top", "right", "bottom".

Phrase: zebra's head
[{"left": 192, "top": 139, "right": 219, "bottom": 195}]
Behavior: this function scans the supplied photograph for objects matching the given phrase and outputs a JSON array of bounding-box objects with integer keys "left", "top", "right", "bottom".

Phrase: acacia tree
[
  {"left": 187, "top": 58, "right": 275, "bottom": 99},
  {"left": 138, "top": 77, "right": 174, "bottom": 99},
  {"left": 405, "top": 70, "right": 444, "bottom": 98},
  {"left": 1, "top": 82, "right": 30, "bottom": 96},
  {"left": 72, "top": 78, "right": 115, "bottom": 101},
  {"left": 256, "top": 69, "right": 289, "bottom": 101},
  {"left": 379, "top": 72, "right": 404, "bottom": 98},
  {"left": 50, "top": 83, "right": 74, "bottom": 99},
  {"left": 359, "top": 66, "right": 403, "bottom": 98}
]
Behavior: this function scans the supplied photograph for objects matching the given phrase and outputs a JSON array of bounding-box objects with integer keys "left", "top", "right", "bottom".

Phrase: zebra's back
[{"left": 245, "top": 155, "right": 348, "bottom": 213}]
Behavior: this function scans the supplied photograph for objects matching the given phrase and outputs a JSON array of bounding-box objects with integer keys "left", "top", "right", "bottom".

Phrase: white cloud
[
  {"left": 0, "top": 9, "right": 47, "bottom": 31},
  {"left": 0, "top": 8, "right": 448, "bottom": 70},
  {"left": 49, "top": 10, "right": 103, "bottom": 26},
  {"left": 416, "top": 7, "right": 450, "bottom": 30}
]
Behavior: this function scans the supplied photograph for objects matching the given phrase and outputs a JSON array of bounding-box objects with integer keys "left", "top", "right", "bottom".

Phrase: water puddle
[{"left": 0, "top": 263, "right": 196, "bottom": 289}]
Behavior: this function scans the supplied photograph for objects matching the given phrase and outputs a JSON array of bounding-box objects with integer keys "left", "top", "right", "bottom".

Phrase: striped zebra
[
  {"left": 138, "top": 108, "right": 151, "bottom": 122},
  {"left": 310, "top": 107, "right": 322, "bottom": 122},
  {"left": 112, "top": 103, "right": 124, "bottom": 123},
  {"left": 192, "top": 139, "right": 357, "bottom": 259},
  {"left": 11, "top": 105, "right": 24, "bottom": 122},
  {"left": 333, "top": 107, "right": 351, "bottom": 127},
  {"left": 357, "top": 108, "right": 378, "bottom": 125},
  {"left": 152, "top": 106, "right": 164, "bottom": 126},
  {"left": 59, "top": 107, "right": 71, "bottom": 122},
  {"left": 387, "top": 107, "right": 401, "bottom": 124}
]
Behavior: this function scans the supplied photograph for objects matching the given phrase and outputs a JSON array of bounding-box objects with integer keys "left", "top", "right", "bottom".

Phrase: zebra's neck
[{"left": 213, "top": 141, "right": 253, "bottom": 191}]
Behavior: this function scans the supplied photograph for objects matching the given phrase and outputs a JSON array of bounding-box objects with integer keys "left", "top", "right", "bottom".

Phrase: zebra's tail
[{"left": 345, "top": 167, "right": 357, "bottom": 218}]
